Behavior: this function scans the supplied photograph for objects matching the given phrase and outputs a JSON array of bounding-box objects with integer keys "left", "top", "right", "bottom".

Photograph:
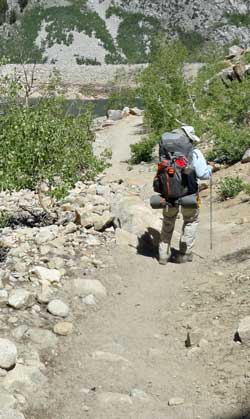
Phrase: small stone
[
  {"left": 82, "top": 294, "right": 96, "bottom": 305},
  {"left": 73, "top": 279, "right": 107, "bottom": 298},
  {"left": 0, "top": 339, "right": 17, "bottom": 370},
  {"left": 36, "top": 279, "right": 53, "bottom": 304},
  {"left": 11, "top": 325, "right": 29, "bottom": 340},
  {"left": 237, "top": 316, "right": 250, "bottom": 344},
  {"left": 47, "top": 300, "right": 69, "bottom": 318},
  {"left": 64, "top": 222, "right": 78, "bottom": 234},
  {"left": 0, "top": 289, "right": 8, "bottom": 305},
  {"left": 168, "top": 397, "right": 184, "bottom": 406},
  {"left": 8, "top": 289, "right": 32, "bottom": 309},
  {"left": 53, "top": 322, "right": 73, "bottom": 336},
  {"left": 130, "top": 389, "right": 150, "bottom": 401}
]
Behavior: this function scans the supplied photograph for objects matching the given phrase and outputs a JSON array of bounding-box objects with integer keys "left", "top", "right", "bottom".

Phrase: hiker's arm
[{"left": 192, "top": 149, "right": 213, "bottom": 180}]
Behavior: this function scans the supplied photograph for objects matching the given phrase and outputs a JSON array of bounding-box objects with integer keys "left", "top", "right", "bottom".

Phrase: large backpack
[{"left": 153, "top": 131, "right": 198, "bottom": 200}]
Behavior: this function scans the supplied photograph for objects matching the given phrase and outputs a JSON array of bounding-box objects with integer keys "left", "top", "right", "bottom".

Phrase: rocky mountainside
[{"left": 0, "top": 0, "right": 250, "bottom": 64}]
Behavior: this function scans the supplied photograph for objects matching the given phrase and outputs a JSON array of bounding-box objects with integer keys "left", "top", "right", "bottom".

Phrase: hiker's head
[{"left": 181, "top": 125, "right": 200, "bottom": 144}]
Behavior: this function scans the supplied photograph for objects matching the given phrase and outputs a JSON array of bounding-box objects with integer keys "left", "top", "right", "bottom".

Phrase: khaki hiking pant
[{"left": 159, "top": 206, "right": 200, "bottom": 259}]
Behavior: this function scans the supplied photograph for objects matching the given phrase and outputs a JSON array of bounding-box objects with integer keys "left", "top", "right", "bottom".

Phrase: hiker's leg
[
  {"left": 159, "top": 206, "right": 179, "bottom": 260},
  {"left": 179, "top": 207, "right": 200, "bottom": 255}
]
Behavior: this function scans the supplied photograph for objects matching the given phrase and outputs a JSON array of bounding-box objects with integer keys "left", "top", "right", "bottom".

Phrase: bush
[
  {"left": 217, "top": 177, "right": 245, "bottom": 200},
  {"left": 0, "top": 99, "right": 107, "bottom": 194},
  {"left": 130, "top": 134, "right": 158, "bottom": 164}
]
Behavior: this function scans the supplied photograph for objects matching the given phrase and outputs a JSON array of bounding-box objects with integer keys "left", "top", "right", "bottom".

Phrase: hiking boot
[
  {"left": 176, "top": 253, "right": 193, "bottom": 264},
  {"left": 159, "top": 257, "right": 168, "bottom": 265}
]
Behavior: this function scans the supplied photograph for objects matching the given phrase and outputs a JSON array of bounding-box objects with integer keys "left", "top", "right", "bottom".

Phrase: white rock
[
  {"left": 36, "top": 279, "right": 53, "bottom": 304},
  {"left": 0, "top": 409, "right": 25, "bottom": 419},
  {"left": 168, "top": 397, "right": 184, "bottom": 406},
  {"left": 47, "top": 300, "right": 69, "bottom": 318},
  {"left": 107, "top": 109, "right": 123, "bottom": 121},
  {"left": 242, "top": 149, "right": 250, "bottom": 163},
  {"left": 30, "top": 266, "right": 61, "bottom": 283},
  {"left": 35, "top": 227, "right": 58, "bottom": 245},
  {"left": 0, "top": 289, "right": 8, "bottom": 305},
  {"left": 73, "top": 279, "right": 107, "bottom": 297},
  {"left": 0, "top": 339, "right": 17, "bottom": 370},
  {"left": 237, "top": 316, "right": 250, "bottom": 344},
  {"left": 82, "top": 294, "right": 96, "bottom": 305},
  {"left": 8, "top": 289, "right": 31, "bottom": 309},
  {"left": 130, "top": 388, "right": 150, "bottom": 401}
]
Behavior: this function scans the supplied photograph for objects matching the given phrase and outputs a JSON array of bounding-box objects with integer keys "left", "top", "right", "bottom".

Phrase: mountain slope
[{"left": 0, "top": 0, "right": 250, "bottom": 64}]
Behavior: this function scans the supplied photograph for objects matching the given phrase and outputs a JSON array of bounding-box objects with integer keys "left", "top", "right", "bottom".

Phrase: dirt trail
[{"left": 36, "top": 116, "right": 250, "bottom": 419}]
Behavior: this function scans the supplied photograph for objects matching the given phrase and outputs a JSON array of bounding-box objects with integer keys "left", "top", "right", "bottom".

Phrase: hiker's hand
[{"left": 208, "top": 161, "right": 219, "bottom": 172}]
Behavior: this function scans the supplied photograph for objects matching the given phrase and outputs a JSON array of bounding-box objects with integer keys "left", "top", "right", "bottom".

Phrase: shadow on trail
[
  {"left": 137, "top": 227, "right": 159, "bottom": 258},
  {"left": 217, "top": 246, "right": 250, "bottom": 264},
  {"left": 213, "top": 411, "right": 250, "bottom": 419}
]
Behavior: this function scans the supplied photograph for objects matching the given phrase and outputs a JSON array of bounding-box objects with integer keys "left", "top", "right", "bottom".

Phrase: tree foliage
[
  {"left": 0, "top": 69, "right": 108, "bottom": 195},
  {"left": 131, "top": 36, "right": 250, "bottom": 164}
]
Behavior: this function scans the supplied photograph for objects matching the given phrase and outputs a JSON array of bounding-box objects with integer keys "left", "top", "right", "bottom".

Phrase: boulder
[
  {"left": 112, "top": 195, "right": 161, "bottom": 238},
  {"left": 0, "top": 339, "right": 17, "bottom": 370},
  {"left": 107, "top": 110, "right": 123, "bottom": 121},
  {"left": 242, "top": 149, "right": 250, "bottom": 163},
  {"left": 115, "top": 229, "right": 138, "bottom": 249}
]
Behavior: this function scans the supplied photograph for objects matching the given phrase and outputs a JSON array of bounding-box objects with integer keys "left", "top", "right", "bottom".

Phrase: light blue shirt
[{"left": 192, "top": 149, "right": 212, "bottom": 180}]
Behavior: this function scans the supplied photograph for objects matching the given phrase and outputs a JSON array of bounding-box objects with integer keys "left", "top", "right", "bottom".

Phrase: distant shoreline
[{"left": 0, "top": 64, "right": 146, "bottom": 99}]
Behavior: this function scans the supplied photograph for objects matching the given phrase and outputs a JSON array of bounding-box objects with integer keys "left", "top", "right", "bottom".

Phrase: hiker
[{"left": 156, "top": 125, "right": 213, "bottom": 264}]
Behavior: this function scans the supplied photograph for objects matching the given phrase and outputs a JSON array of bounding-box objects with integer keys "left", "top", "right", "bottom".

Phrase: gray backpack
[{"left": 153, "top": 131, "right": 197, "bottom": 200}]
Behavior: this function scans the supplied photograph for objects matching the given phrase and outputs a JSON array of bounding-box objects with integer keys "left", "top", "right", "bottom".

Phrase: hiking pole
[{"left": 210, "top": 176, "right": 213, "bottom": 251}]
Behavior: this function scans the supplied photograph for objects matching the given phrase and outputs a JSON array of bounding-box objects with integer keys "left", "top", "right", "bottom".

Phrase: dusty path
[{"left": 36, "top": 116, "right": 250, "bottom": 419}]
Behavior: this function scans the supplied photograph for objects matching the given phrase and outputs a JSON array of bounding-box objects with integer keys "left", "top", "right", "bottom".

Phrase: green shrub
[
  {"left": 0, "top": 99, "right": 107, "bottom": 193},
  {"left": 217, "top": 177, "right": 245, "bottom": 200},
  {"left": 225, "top": 12, "right": 250, "bottom": 27},
  {"left": 130, "top": 134, "right": 158, "bottom": 164}
]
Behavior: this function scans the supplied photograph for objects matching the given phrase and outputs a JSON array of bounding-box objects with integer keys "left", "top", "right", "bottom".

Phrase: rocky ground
[{"left": 1, "top": 115, "right": 250, "bottom": 419}]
